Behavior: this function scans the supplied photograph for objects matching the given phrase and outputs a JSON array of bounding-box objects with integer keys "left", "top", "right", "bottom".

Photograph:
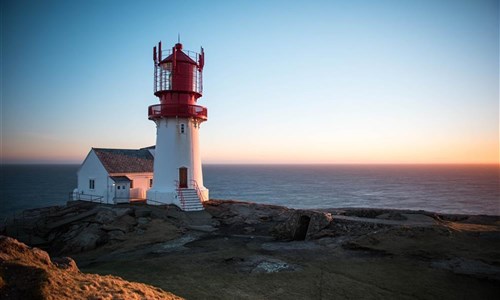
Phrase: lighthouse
[{"left": 146, "top": 40, "right": 208, "bottom": 211}]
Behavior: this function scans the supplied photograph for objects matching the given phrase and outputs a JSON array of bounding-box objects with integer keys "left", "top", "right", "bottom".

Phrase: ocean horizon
[{"left": 1, "top": 163, "right": 499, "bottom": 219}]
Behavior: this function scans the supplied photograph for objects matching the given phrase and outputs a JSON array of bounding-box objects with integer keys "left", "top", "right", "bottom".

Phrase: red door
[{"left": 179, "top": 167, "right": 188, "bottom": 188}]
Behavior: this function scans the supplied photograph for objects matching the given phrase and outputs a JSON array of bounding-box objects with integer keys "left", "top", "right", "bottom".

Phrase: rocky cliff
[{"left": 0, "top": 236, "right": 182, "bottom": 300}]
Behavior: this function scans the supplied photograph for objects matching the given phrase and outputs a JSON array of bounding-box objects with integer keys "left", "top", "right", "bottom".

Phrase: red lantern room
[{"left": 148, "top": 41, "right": 207, "bottom": 121}]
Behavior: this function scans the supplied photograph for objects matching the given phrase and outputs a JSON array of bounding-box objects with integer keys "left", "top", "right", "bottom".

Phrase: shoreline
[
  {"left": 3, "top": 199, "right": 499, "bottom": 225},
  {"left": 1, "top": 199, "right": 500, "bottom": 299}
]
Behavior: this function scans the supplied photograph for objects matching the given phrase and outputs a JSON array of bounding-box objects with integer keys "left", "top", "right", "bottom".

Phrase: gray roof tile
[{"left": 93, "top": 148, "right": 154, "bottom": 173}]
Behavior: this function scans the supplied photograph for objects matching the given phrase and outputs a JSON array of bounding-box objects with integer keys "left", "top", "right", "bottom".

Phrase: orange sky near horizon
[{"left": 2, "top": 130, "right": 498, "bottom": 165}]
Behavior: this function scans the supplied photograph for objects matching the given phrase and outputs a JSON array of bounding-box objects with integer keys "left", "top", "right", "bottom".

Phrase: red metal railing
[
  {"left": 160, "top": 48, "right": 200, "bottom": 62},
  {"left": 148, "top": 104, "right": 207, "bottom": 121},
  {"left": 174, "top": 180, "right": 186, "bottom": 210},
  {"left": 191, "top": 179, "right": 205, "bottom": 202}
]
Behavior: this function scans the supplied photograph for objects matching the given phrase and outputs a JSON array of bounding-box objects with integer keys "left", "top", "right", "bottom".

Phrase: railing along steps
[{"left": 178, "top": 189, "right": 204, "bottom": 211}]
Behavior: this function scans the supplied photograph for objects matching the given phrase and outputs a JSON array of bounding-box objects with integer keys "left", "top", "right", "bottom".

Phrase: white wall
[
  {"left": 112, "top": 173, "right": 153, "bottom": 200},
  {"left": 147, "top": 117, "right": 209, "bottom": 205},
  {"left": 76, "top": 150, "right": 112, "bottom": 203}
]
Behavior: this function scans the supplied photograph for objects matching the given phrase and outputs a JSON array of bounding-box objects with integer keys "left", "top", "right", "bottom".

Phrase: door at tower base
[{"left": 179, "top": 167, "right": 188, "bottom": 188}]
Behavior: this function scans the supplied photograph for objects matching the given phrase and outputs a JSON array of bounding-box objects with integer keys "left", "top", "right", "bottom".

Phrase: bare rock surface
[
  {"left": 261, "top": 241, "right": 320, "bottom": 251},
  {"left": 0, "top": 236, "right": 182, "bottom": 300},
  {"left": 431, "top": 258, "right": 500, "bottom": 281},
  {"left": 271, "top": 209, "right": 333, "bottom": 240},
  {"left": 1, "top": 201, "right": 184, "bottom": 256}
]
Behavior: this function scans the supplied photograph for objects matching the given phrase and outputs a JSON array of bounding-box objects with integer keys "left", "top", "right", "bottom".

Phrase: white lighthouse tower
[{"left": 146, "top": 40, "right": 209, "bottom": 211}]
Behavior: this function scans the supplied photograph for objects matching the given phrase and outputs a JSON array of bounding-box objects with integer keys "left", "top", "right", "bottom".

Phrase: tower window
[{"left": 180, "top": 124, "right": 185, "bottom": 134}]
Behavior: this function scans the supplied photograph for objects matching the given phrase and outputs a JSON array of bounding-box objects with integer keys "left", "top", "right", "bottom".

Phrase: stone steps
[{"left": 178, "top": 189, "right": 204, "bottom": 211}]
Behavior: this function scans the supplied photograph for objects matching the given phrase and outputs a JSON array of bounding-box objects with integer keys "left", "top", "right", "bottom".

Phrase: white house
[{"left": 73, "top": 147, "right": 154, "bottom": 204}]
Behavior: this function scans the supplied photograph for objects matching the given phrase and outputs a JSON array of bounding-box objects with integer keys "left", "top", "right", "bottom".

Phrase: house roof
[
  {"left": 110, "top": 176, "right": 131, "bottom": 182},
  {"left": 140, "top": 145, "right": 156, "bottom": 150},
  {"left": 93, "top": 148, "right": 154, "bottom": 174}
]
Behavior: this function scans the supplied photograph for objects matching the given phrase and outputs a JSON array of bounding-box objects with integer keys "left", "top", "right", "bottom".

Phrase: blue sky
[{"left": 1, "top": 0, "right": 499, "bottom": 164}]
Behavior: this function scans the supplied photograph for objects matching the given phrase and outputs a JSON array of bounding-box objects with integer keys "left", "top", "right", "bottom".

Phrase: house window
[
  {"left": 130, "top": 180, "right": 134, "bottom": 189},
  {"left": 149, "top": 178, "right": 153, "bottom": 187},
  {"left": 117, "top": 186, "right": 120, "bottom": 190},
  {"left": 89, "top": 179, "right": 95, "bottom": 190}
]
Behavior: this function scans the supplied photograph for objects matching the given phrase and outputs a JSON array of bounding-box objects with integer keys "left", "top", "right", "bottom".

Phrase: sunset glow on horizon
[{"left": 2, "top": 0, "right": 499, "bottom": 165}]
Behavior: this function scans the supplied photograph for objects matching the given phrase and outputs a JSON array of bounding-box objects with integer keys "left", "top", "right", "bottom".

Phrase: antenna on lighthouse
[
  {"left": 158, "top": 41, "right": 162, "bottom": 61},
  {"left": 199, "top": 47, "right": 205, "bottom": 70}
]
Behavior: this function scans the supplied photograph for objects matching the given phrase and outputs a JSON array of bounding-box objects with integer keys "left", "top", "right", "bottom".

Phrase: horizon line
[{"left": 1, "top": 162, "right": 499, "bottom": 166}]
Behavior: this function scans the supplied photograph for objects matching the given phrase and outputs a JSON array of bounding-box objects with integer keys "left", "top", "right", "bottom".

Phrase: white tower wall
[{"left": 146, "top": 117, "right": 208, "bottom": 206}]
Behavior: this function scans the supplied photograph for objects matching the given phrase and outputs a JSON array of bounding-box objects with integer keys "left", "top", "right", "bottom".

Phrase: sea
[{"left": 0, "top": 164, "right": 499, "bottom": 219}]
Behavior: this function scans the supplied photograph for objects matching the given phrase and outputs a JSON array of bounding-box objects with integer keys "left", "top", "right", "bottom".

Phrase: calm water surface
[
  {"left": 205, "top": 164, "right": 499, "bottom": 215},
  {"left": 1, "top": 164, "right": 498, "bottom": 218}
]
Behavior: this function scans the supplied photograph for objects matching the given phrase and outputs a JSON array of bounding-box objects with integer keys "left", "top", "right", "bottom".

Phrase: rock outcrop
[
  {"left": 270, "top": 210, "right": 333, "bottom": 240},
  {"left": 2, "top": 201, "right": 184, "bottom": 256},
  {"left": 0, "top": 236, "right": 182, "bottom": 300}
]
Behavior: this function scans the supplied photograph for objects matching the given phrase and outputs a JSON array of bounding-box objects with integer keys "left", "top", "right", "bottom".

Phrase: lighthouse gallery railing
[{"left": 148, "top": 104, "right": 207, "bottom": 120}]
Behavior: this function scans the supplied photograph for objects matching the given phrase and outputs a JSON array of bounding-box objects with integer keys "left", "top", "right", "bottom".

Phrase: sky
[{"left": 1, "top": 0, "right": 499, "bottom": 164}]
